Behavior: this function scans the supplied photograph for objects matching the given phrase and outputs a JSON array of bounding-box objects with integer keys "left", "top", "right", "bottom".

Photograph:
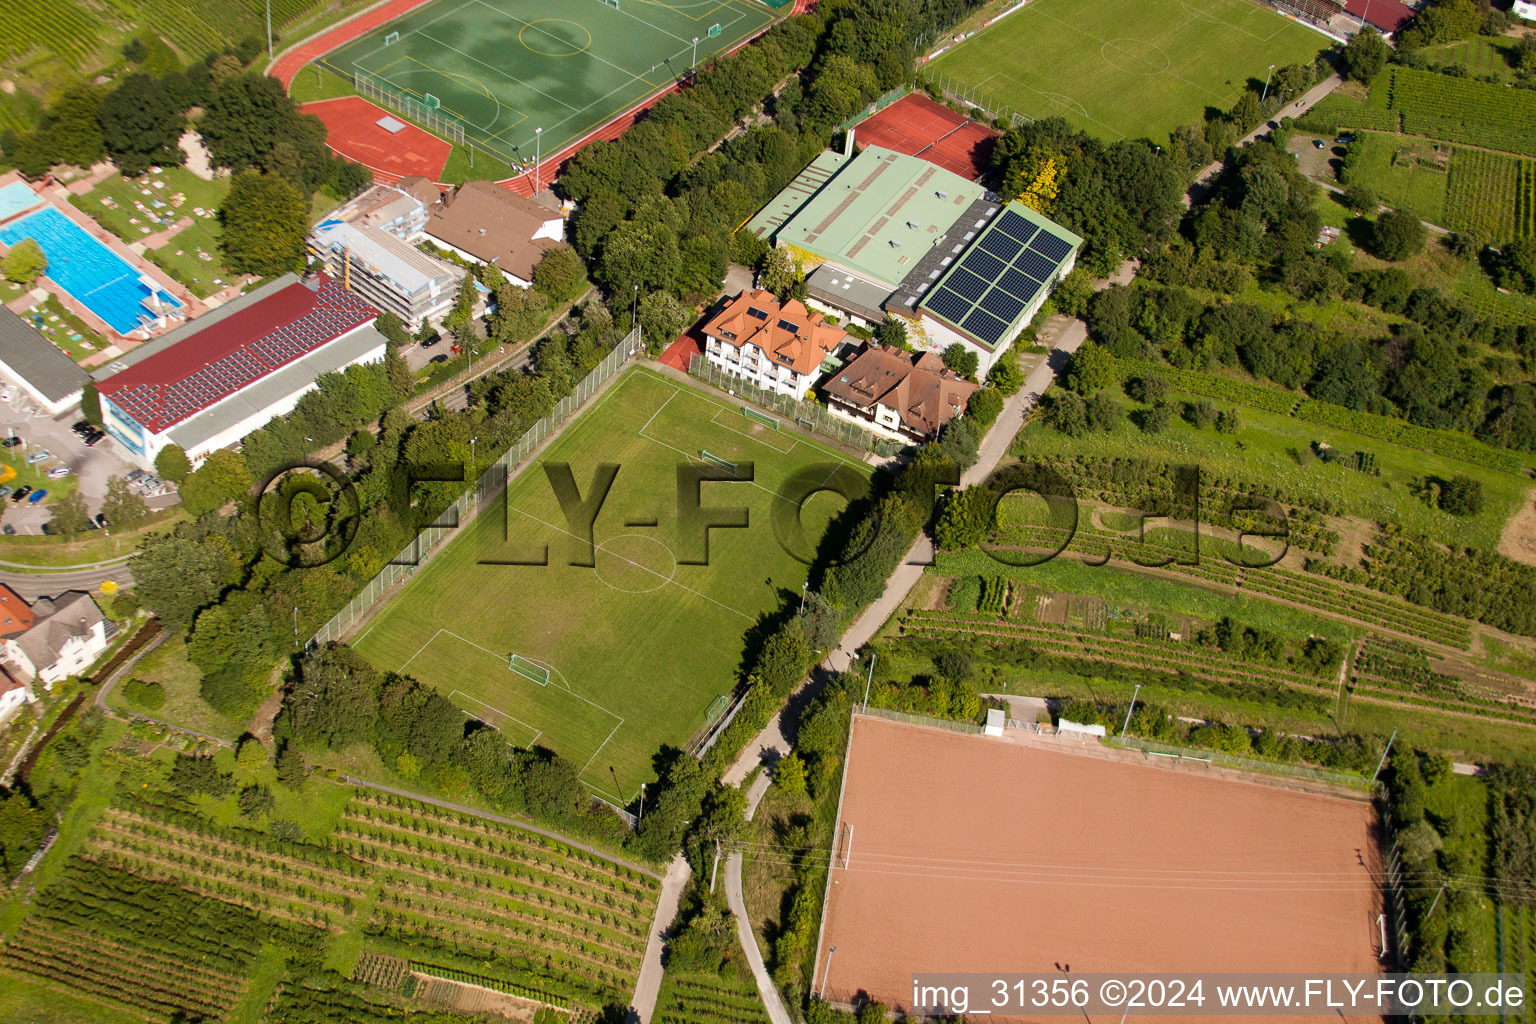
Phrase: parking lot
[{"left": 0, "top": 390, "right": 177, "bottom": 537}]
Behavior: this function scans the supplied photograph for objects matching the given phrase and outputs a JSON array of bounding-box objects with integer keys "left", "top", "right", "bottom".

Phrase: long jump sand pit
[{"left": 818, "top": 717, "right": 1383, "bottom": 1020}]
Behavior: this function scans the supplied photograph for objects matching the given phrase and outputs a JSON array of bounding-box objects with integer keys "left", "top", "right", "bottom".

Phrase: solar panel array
[
  {"left": 919, "top": 207, "right": 1077, "bottom": 349},
  {"left": 106, "top": 279, "right": 376, "bottom": 432}
]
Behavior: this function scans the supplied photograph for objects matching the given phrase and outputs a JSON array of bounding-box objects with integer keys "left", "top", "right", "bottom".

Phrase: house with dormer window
[{"left": 701, "top": 289, "right": 847, "bottom": 401}]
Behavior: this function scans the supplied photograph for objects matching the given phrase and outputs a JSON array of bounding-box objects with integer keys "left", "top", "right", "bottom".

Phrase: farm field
[
  {"left": 817, "top": 716, "right": 1381, "bottom": 1012},
  {"left": 924, "top": 0, "right": 1325, "bottom": 142},
  {"left": 353, "top": 368, "right": 869, "bottom": 803},
  {"left": 1342, "top": 131, "right": 1449, "bottom": 225},
  {"left": 652, "top": 935, "right": 768, "bottom": 1024},
  {"left": 1305, "top": 67, "right": 1536, "bottom": 159},
  {"left": 1446, "top": 147, "right": 1536, "bottom": 241},
  {"left": 1417, "top": 34, "right": 1523, "bottom": 83},
  {"left": 1008, "top": 386, "right": 1532, "bottom": 551}
]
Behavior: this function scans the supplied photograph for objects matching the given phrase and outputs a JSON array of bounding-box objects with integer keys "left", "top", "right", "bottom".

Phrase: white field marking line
[
  {"left": 578, "top": 719, "right": 625, "bottom": 782},
  {"left": 397, "top": 626, "right": 446, "bottom": 674},
  {"left": 646, "top": 371, "right": 866, "bottom": 471},
  {"left": 352, "top": 0, "right": 479, "bottom": 66},
  {"left": 353, "top": 622, "right": 377, "bottom": 647},
  {"left": 442, "top": 630, "right": 623, "bottom": 720},
  {"left": 507, "top": 504, "right": 757, "bottom": 623},
  {"left": 638, "top": 425, "right": 788, "bottom": 505},
  {"left": 603, "top": 0, "right": 715, "bottom": 48},
  {"left": 708, "top": 406, "right": 798, "bottom": 455},
  {"left": 451, "top": 688, "right": 542, "bottom": 745},
  {"left": 416, "top": 25, "right": 581, "bottom": 113},
  {"left": 638, "top": 388, "right": 678, "bottom": 436},
  {"left": 468, "top": 0, "right": 682, "bottom": 90}
]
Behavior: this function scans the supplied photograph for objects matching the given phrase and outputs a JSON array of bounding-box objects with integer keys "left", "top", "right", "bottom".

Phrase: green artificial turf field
[
  {"left": 926, "top": 0, "right": 1327, "bottom": 142},
  {"left": 353, "top": 368, "right": 869, "bottom": 804},
  {"left": 319, "top": 0, "right": 775, "bottom": 164}
]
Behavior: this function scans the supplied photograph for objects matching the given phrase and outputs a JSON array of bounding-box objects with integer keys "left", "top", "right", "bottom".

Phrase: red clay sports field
[
  {"left": 814, "top": 716, "right": 1384, "bottom": 1023},
  {"left": 849, "top": 92, "right": 998, "bottom": 181}
]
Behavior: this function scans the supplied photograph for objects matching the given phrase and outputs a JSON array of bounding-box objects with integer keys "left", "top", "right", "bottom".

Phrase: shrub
[
  {"left": 122, "top": 678, "right": 164, "bottom": 711},
  {"left": 1372, "top": 209, "right": 1427, "bottom": 261}
]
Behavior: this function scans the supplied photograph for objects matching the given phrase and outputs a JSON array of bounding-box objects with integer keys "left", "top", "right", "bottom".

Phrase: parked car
[
  {"left": 27, "top": 489, "right": 46, "bottom": 504},
  {"left": 420, "top": 337, "right": 439, "bottom": 348},
  {"left": 70, "top": 421, "right": 92, "bottom": 436},
  {"left": 10, "top": 486, "right": 31, "bottom": 502},
  {"left": 46, "top": 466, "right": 70, "bottom": 479},
  {"left": 1, "top": 436, "right": 20, "bottom": 448},
  {"left": 25, "top": 450, "right": 49, "bottom": 464},
  {"left": 94, "top": 513, "right": 108, "bottom": 529},
  {"left": 1, "top": 525, "right": 13, "bottom": 536},
  {"left": 1313, "top": 139, "right": 1326, "bottom": 149},
  {"left": 83, "top": 431, "right": 104, "bottom": 447},
  {"left": 430, "top": 354, "right": 448, "bottom": 364},
  {"left": 125, "top": 469, "right": 145, "bottom": 482},
  {"left": 40, "top": 522, "right": 54, "bottom": 536}
]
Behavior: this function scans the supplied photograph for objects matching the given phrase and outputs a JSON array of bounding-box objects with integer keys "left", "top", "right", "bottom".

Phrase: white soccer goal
[{"left": 383, "top": 30, "right": 400, "bottom": 45}]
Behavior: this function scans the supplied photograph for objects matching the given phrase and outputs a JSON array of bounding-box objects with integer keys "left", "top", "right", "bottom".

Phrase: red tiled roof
[
  {"left": 1342, "top": 0, "right": 1413, "bottom": 32},
  {"left": 822, "top": 343, "right": 977, "bottom": 438},
  {"left": 703, "top": 290, "right": 846, "bottom": 376},
  {"left": 0, "top": 584, "right": 33, "bottom": 639},
  {"left": 98, "top": 275, "right": 377, "bottom": 434}
]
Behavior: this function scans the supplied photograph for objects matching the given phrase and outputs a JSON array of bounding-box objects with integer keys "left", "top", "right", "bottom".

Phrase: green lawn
[
  {"left": 1, "top": 445, "right": 78, "bottom": 508},
  {"left": 0, "top": 972, "right": 149, "bottom": 1024},
  {"left": 353, "top": 368, "right": 869, "bottom": 803},
  {"left": 1011, "top": 388, "right": 1528, "bottom": 551},
  {"left": 111, "top": 635, "right": 249, "bottom": 741},
  {"left": 926, "top": 0, "right": 1327, "bottom": 142},
  {"left": 8, "top": 294, "right": 107, "bottom": 364},
  {"left": 69, "top": 167, "right": 232, "bottom": 298},
  {"left": 1343, "top": 131, "right": 1450, "bottom": 224}
]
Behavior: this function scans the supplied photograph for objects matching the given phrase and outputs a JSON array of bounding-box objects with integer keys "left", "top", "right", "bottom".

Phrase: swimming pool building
[{"left": 93, "top": 273, "right": 386, "bottom": 468}]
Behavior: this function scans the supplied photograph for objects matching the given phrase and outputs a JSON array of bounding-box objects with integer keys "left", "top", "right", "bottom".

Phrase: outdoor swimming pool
[
  {"left": 0, "top": 206, "right": 179, "bottom": 334},
  {"left": 0, "top": 181, "right": 43, "bottom": 222}
]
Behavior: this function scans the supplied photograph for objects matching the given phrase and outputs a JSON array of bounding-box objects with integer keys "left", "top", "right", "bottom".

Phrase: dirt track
[
  {"left": 1499, "top": 486, "right": 1536, "bottom": 568},
  {"left": 819, "top": 718, "right": 1384, "bottom": 1023}
]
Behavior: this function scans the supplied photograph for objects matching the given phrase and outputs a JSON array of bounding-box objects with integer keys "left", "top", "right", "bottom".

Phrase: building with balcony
[{"left": 701, "top": 290, "right": 847, "bottom": 401}]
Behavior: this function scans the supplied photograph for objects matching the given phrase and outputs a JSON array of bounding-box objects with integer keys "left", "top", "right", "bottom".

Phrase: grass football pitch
[
  {"left": 353, "top": 368, "right": 869, "bottom": 804},
  {"left": 927, "top": 0, "right": 1326, "bottom": 143},
  {"left": 319, "top": 0, "right": 775, "bottom": 165}
]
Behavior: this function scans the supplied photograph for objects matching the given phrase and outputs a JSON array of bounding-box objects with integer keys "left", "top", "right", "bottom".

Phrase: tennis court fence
[
  {"left": 837, "top": 85, "right": 910, "bottom": 132},
  {"left": 919, "top": 71, "right": 1034, "bottom": 129},
  {"left": 310, "top": 327, "right": 641, "bottom": 648},
  {"left": 353, "top": 68, "right": 469, "bottom": 147},
  {"left": 857, "top": 706, "right": 984, "bottom": 735},
  {"left": 686, "top": 353, "right": 898, "bottom": 455},
  {"left": 1111, "top": 736, "right": 1372, "bottom": 790}
]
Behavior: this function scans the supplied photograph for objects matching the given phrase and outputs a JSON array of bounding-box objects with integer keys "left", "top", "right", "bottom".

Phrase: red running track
[
  {"left": 268, "top": 0, "right": 434, "bottom": 90},
  {"left": 301, "top": 96, "right": 451, "bottom": 183}
]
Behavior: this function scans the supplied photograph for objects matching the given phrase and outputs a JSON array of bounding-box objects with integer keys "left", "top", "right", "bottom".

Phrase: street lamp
[
  {"left": 800, "top": 582, "right": 807, "bottom": 613},
  {"left": 691, "top": 36, "right": 699, "bottom": 73},
  {"left": 533, "top": 127, "right": 543, "bottom": 193},
  {"left": 637, "top": 782, "right": 645, "bottom": 826},
  {"left": 1261, "top": 64, "right": 1276, "bottom": 103},
  {"left": 819, "top": 946, "right": 836, "bottom": 1000},
  {"left": 469, "top": 436, "right": 478, "bottom": 475}
]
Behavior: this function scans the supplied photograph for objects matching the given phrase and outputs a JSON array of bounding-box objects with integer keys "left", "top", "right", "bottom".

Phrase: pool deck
[{"left": 0, "top": 170, "right": 206, "bottom": 357}]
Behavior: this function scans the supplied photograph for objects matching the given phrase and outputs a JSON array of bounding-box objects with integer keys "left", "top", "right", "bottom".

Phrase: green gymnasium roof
[{"left": 773, "top": 146, "right": 986, "bottom": 288}]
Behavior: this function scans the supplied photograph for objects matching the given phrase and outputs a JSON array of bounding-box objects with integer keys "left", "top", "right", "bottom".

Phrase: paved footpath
[{"left": 630, "top": 854, "right": 692, "bottom": 1023}]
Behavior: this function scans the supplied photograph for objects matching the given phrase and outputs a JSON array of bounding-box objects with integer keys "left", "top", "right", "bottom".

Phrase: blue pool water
[
  {"left": 0, "top": 182, "right": 42, "bottom": 222},
  {"left": 0, "top": 207, "right": 180, "bottom": 334}
]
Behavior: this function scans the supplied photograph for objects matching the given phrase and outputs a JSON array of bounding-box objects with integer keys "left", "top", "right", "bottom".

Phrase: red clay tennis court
[
  {"left": 301, "top": 96, "right": 451, "bottom": 183},
  {"left": 852, "top": 93, "right": 999, "bottom": 181},
  {"left": 815, "top": 716, "right": 1384, "bottom": 1023}
]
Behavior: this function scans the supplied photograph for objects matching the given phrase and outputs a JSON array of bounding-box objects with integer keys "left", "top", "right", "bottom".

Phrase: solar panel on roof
[
  {"left": 995, "top": 209, "right": 1039, "bottom": 246},
  {"left": 962, "top": 307, "right": 1008, "bottom": 346},
  {"left": 963, "top": 248, "right": 1006, "bottom": 281},
  {"left": 978, "top": 231, "right": 1022, "bottom": 261},
  {"left": 925, "top": 287, "right": 970, "bottom": 325},
  {"left": 980, "top": 288, "right": 1026, "bottom": 323},
  {"left": 948, "top": 267, "right": 990, "bottom": 302},
  {"left": 1014, "top": 249, "right": 1056, "bottom": 283},
  {"left": 999, "top": 267, "right": 1044, "bottom": 303},
  {"left": 1029, "top": 230, "right": 1073, "bottom": 262}
]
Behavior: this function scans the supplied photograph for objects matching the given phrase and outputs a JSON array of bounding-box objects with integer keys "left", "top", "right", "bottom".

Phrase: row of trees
[{"left": 128, "top": 296, "right": 631, "bottom": 717}]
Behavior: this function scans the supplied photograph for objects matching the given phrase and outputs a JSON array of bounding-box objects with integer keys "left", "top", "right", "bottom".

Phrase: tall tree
[
  {"left": 220, "top": 171, "right": 307, "bottom": 277},
  {"left": 2, "top": 240, "right": 46, "bottom": 285},
  {"left": 96, "top": 74, "right": 184, "bottom": 175},
  {"left": 49, "top": 492, "right": 91, "bottom": 540},
  {"left": 100, "top": 476, "right": 149, "bottom": 529}
]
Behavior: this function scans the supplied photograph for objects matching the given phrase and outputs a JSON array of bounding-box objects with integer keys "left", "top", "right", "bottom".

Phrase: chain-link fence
[
  {"left": 857, "top": 706, "right": 984, "bottom": 735},
  {"left": 1111, "top": 736, "right": 1371, "bottom": 790},
  {"left": 919, "top": 71, "right": 1033, "bottom": 129},
  {"left": 310, "top": 328, "right": 641, "bottom": 648},
  {"left": 353, "top": 68, "right": 469, "bottom": 148},
  {"left": 837, "top": 85, "right": 911, "bottom": 132},
  {"left": 687, "top": 353, "right": 898, "bottom": 455}
]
